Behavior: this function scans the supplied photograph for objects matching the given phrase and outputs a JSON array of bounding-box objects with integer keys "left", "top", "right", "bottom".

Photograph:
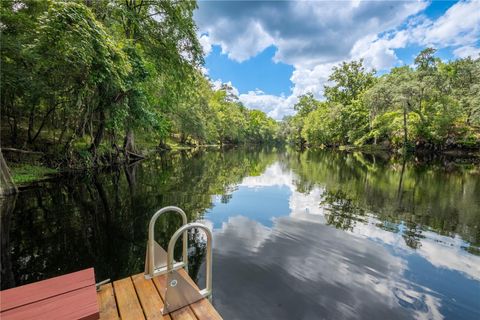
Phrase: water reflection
[
  {"left": 210, "top": 216, "right": 444, "bottom": 319},
  {"left": 201, "top": 150, "right": 480, "bottom": 319},
  {"left": 1, "top": 148, "right": 279, "bottom": 289},
  {"left": 1, "top": 148, "right": 479, "bottom": 319}
]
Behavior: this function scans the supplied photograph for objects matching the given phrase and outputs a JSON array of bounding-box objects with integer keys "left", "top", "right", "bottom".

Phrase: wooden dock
[
  {"left": 97, "top": 269, "right": 222, "bottom": 320},
  {"left": 1, "top": 268, "right": 222, "bottom": 320},
  {"left": 1, "top": 268, "right": 98, "bottom": 320}
]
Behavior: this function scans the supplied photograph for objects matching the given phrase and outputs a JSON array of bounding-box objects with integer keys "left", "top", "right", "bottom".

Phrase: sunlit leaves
[{"left": 287, "top": 53, "right": 480, "bottom": 151}]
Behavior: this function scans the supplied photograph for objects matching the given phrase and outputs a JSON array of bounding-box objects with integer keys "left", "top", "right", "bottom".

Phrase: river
[{"left": 1, "top": 147, "right": 479, "bottom": 319}]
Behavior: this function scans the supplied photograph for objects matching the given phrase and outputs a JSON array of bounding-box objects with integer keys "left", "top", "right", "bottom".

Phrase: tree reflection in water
[
  {"left": 2, "top": 146, "right": 479, "bottom": 298},
  {"left": 286, "top": 149, "right": 479, "bottom": 250},
  {"left": 1, "top": 147, "right": 279, "bottom": 289}
]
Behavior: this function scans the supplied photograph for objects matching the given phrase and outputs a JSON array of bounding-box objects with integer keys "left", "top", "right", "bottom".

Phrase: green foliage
[
  {"left": 10, "top": 164, "right": 58, "bottom": 184},
  {"left": 246, "top": 109, "right": 279, "bottom": 143},
  {"left": 0, "top": 0, "right": 279, "bottom": 165},
  {"left": 286, "top": 149, "right": 480, "bottom": 246},
  {"left": 294, "top": 93, "right": 320, "bottom": 117},
  {"left": 284, "top": 53, "right": 480, "bottom": 152},
  {"left": 301, "top": 102, "right": 334, "bottom": 146},
  {"left": 324, "top": 59, "right": 376, "bottom": 106}
]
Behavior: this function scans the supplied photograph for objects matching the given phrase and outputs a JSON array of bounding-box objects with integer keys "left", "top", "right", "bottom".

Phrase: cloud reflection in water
[{"left": 201, "top": 162, "right": 480, "bottom": 319}]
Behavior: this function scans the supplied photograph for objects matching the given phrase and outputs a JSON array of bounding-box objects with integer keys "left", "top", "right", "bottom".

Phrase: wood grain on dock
[
  {"left": 0, "top": 268, "right": 98, "bottom": 320},
  {"left": 97, "top": 269, "right": 222, "bottom": 320}
]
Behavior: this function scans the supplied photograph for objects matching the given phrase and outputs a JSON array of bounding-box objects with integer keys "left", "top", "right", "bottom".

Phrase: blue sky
[
  {"left": 206, "top": 45, "right": 294, "bottom": 96},
  {"left": 194, "top": 1, "right": 480, "bottom": 119}
]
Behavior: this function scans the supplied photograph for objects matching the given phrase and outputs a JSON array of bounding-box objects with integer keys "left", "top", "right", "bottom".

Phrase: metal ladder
[{"left": 144, "top": 206, "right": 213, "bottom": 315}]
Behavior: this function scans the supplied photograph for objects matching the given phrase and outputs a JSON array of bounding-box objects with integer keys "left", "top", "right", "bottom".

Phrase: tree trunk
[
  {"left": 58, "top": 119, "right": 69, "bottom": 145},
  {"left": 123, "top": 128, "right": 139, "bottom": 161},
  {"left": 29, "top": 106, "right": 56, "bottom": 144},
  {"left": 1, "top": 194, "right": 17, "bottom": 289},
  {"left": 124, "top": 163, "right": 138, "bottom": 191},
  {"left": 403, "top": 103, "right": 408, "bottom": 150},
  {"left": 11, "top": 114, "right": 18, "bottom": 145},
  {"left": 0, "top": 150, "right": 17, "bottom": 196},
  {"left": 180, "top": 133, "right": 187, "bottom": 144},
  {"left": 90, "top": 110, "right": 106, "bottom": 156},
  {"left": 27, "top": 105, "right": 35, "bottom": 143},
  {"left": 123, "top": 128, "right": 135, "bottom": 153},
  {"left": 76, "top": 107, "right": 89, "bottom": 138}
]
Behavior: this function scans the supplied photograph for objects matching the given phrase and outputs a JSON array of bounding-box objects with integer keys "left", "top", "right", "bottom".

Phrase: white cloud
[
  {"left": 237, "top": 161, "right": 480, "bottom": 280},
  {"left": 211, "top": 79, "right": 240, "bottom": 97},
  {"left": 290, "top": 63, "right": 336, "bottom": 98},
  {"left": 196, "top": 0, "right": 480, "bottom": 119},
  {"left": 351, "top": 31, "right": 409, "bottom": 70},
  {"left": 221, "top": 21, "right": 274, "bottom": 62},
  {"left": 195, "top": 0, "right": 427, "bottom": 67},
  {"left": 239, "top": 90, "right": 296, "bottom": 120},
  {"left": 374, "top": 0, "right": 480, "bottom": 60},
  {"left": 199, "top": 34, "right": 212, "bottom": 56},
  {"left": 453, "top": 46, "right": 480, "bottom": 58},
  {"left": 210, "top": 79, "right": 294, "bottom": 119},
  {"left": 421, "top": 0, "right": 480, "bottom": 48}
]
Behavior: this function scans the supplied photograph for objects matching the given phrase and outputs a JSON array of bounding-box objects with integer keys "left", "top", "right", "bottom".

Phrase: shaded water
[{"left": 1, "top": 148, "right": 479, "bottom": 319}]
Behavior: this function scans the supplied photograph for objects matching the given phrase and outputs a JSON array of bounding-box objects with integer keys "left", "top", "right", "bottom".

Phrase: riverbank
[
  {"left": 9, "top": 164, "right": 59, "bottom": 185},
  {"left": 6, "top": 141, "right": 478, "bottom": 190},
  {"left": 300, "top": 143, "right": 480, "bottom": 160},
  {"left": 2, "top": 138, "right": 227, "bottom": 188}
]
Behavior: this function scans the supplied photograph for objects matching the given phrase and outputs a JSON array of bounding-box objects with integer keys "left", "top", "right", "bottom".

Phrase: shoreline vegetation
[
  {"left": 279, "top": 50, "right": 480, "bottom": 154},
  {"left": 1, "top": 1, "right": 479, "bottom": 192},
  {"left": 4, "top": 142, "right": 479, "bottom": 188}
]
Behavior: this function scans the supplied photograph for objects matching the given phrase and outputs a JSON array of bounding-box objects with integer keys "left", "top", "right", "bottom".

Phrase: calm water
[{"left": 1, "top": 147, "right": 479, "bottom": 319}]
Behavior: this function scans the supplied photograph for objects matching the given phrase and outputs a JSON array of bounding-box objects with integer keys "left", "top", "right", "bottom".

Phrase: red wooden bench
[{"left": 0, "top": 268, "right": 99, "bottom": 320}]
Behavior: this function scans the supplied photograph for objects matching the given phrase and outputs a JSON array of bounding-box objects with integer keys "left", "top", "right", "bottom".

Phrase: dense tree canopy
[
  {"left": 282, "top": 51, "right": 480, "bottom": 152},
  {"left": 1, "top": 0, "right": 279, "bottom": 167},
  {"left": 1, "top": 1, "right": 478, "bottom": 169}
]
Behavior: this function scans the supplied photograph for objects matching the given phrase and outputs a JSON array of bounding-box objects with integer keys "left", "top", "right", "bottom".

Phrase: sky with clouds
[{"left": 194, "top": 0, "right": 480, "bottom": 119}]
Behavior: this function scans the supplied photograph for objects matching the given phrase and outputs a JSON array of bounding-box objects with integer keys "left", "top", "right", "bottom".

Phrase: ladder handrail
[
  {"left": 146, "top": 206, "right": 188, "bottom": 278},
  {"left": 166, "top": 222, "right": 213, "bottom": 297}
]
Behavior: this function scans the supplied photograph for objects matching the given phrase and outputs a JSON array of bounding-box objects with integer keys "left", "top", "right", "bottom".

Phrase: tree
[
  {"left": 0, "top": 0, "right": 49, "bottom": 146},
  {"left": 449, "top": 57, "right": 480, "bottom": 127},
  {"left": 324, "top": 59, "right": 376, "bottom": 106},
  {"left": 0, "top": 150, "right": 17, "bottom": 195},
  {"left": 29, "top": 2, "right": 130, "bottom": 157},
  {"left": 301, "top": 102, "right": 333, "bottom": 147},
  {"left": 414, "top": 48, "right": 439, "bottom": 74},
  {"left": 362, "top": 76, "right": 395, "bottom": 144},
  {"left": 287, "top": 93, "right": 321, "bottom": 147},
  {"left": 294, "top": 93, "right": 319, "bottom": 117},
  {"left": 246, "top": 109, "right": 278, "bottom": 143},
  {"left": 90, "top": 0, "right": 203, "bottom": 157}
]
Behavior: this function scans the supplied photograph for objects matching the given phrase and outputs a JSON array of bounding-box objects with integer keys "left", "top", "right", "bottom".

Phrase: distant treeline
[
  {"left": 1, "top": 0, "right": 279, "bottom": 166},
  {"left": 280, "top": 49, "right": 480, "bottom": 152}
]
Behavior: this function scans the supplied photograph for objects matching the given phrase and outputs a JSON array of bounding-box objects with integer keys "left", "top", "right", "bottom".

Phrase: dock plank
[
  {"left": 170, "top": 307, "right": 198, "bottom": 320},
  {"left": 113, "top": 277, "right": 145, "bottom": 320},
  {"left": 1, "top": 285, "right": 99, "bottom": 320},
  {"left": 98, "top": 271, "right": 221, "bottom": 320},
  {"left": 0, "top": 268, "right": 95, "bottom": 312},
  {"left": 97, "top": 283, "right": 119, "bottom": 320},
  {"left": 152, "top": 275, "right": 196, "bottom": 320},
  {"left": 132, "top": 274, "right": 171, "bottom": 320},
  {"left": 189, "top": 300, "right": 222, "bottom": 320},
  {"left": 170, "top": 306, "right": 198, "bottom": 320},
  {"left": 177, "top": 269, "right": 222, "bottom": 320}
]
